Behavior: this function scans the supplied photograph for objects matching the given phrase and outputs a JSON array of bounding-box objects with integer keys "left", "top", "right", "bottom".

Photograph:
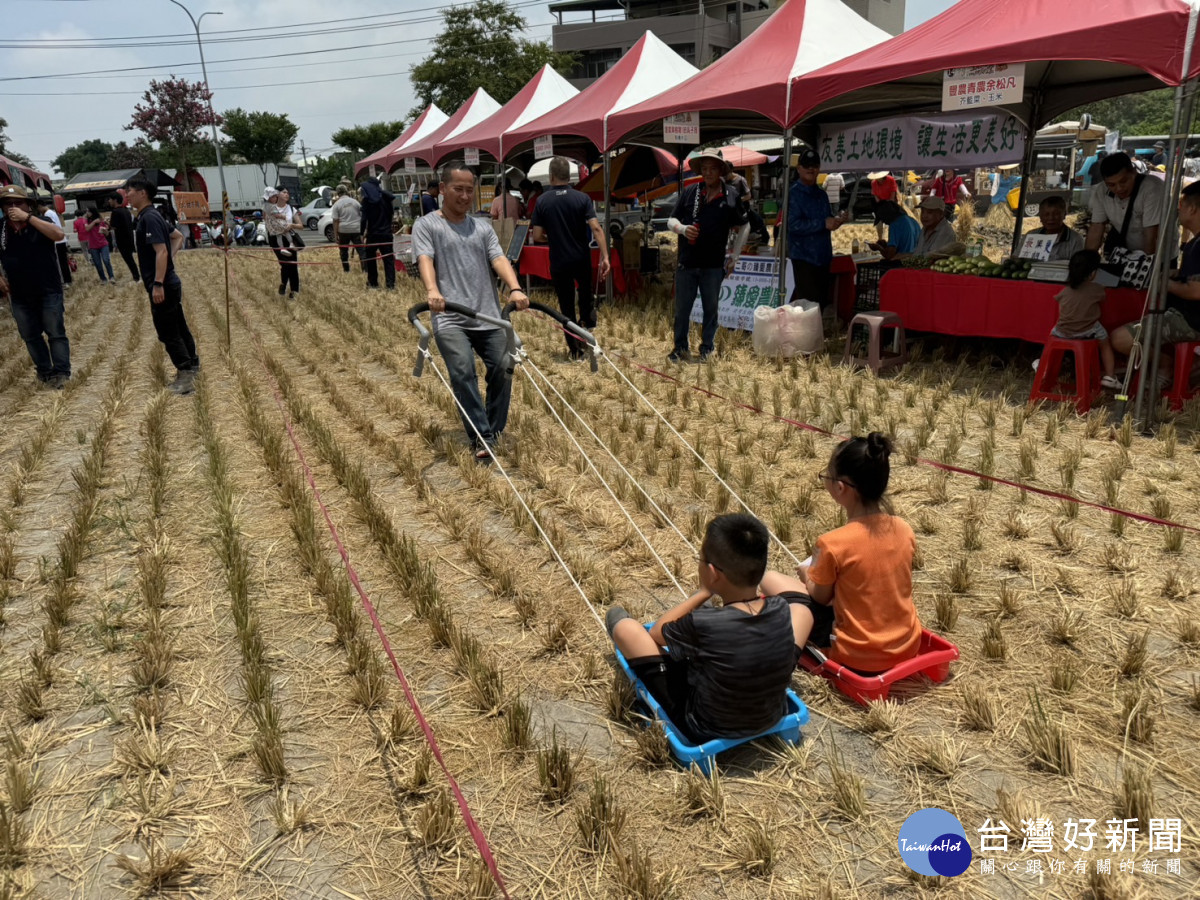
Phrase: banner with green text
[{"left": 816, "top": 110, "right": 1025, "bottom": 171}]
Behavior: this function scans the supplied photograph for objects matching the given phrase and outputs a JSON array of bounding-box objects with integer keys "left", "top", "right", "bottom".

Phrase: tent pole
[
  {"left": 778, "top": 127, "right": 793, "bottom": 304},
  {"left": 1133, "top": 77, "right": 1199, "bottom": 427},
  {"left": 604, "top": 149, "right": 613, "bottom": 306},
  {"left": 1010, "top": 93, "right": 1042, "bottom": 257}
]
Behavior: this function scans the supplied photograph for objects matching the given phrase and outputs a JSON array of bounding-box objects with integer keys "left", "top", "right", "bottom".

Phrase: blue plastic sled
[{"left": 613, "top": 627, "right": 809, "bottom": 776}]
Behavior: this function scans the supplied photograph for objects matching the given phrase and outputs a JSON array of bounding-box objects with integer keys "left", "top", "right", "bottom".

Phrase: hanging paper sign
[
  {"left": 404, "top": 157, "right": 416, "bottom": 173},
  {"left": 690, "top": 257, "right": 795, "bottom": 332},
  {"left": 464, "top": 147, "right": 480, "bottom": 167},
  {"left": 663, "top": 111, "right": 700, "bottom": 144},
  {"left": 1018, "top": 233, "right": 1056, "bottom": 261},
  {"left": 817, "top": 110, "right": 1024, "bottom": 171},
  {"left": 942, "top": 63, "right": 1025, "bottom": 111},
  {"left": 533, "top": 135, "right": 554, "bottom": 160}
]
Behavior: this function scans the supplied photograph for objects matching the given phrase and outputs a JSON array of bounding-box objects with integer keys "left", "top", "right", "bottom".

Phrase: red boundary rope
[{"left": 224, "top": 251, "right": 511, "bottom": 897}]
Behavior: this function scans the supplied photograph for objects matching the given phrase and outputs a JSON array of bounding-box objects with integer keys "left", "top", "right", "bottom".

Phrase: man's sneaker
[
  {"left": 50, "top": 373, "right": 70, "bottom": 390},
  {"left": 278, "top": 285, "right": 286, "bottom": 296},
  {"left": 168, "top": 369, "right": 197, "bottom": 396},
  {"left": 667, "top": 349, "right": 691, "bottom": 363},
  {"left": 698, "top": 350, "right": 715, "bottom": 363},
  {"left": 1101, "top": 374, "right": 1122, "bottom": 390}
]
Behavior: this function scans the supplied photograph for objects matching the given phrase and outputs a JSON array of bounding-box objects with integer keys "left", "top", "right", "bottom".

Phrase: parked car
[
  {"left": 299, "top": 195, "right": 331, "bottom": 230},
  {"left": 317, "top": 210, "right": 334, "bottom": 243}
]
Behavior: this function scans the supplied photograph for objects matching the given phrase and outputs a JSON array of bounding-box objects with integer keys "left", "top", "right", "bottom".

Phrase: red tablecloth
[
  {"left": 879, "top": 269, "right": 1147, "bottom": 342},
  {"left": 518, "top": 245, "right": 626, "bottom": 294}
]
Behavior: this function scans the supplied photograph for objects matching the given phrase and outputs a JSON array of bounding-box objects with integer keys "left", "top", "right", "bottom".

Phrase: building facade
[{"left": 551, "top": 0, "right": 906, "bottom": 88}]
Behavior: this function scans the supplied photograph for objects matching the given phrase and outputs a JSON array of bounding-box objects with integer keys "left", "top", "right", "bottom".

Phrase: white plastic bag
[{"left": 752, "top": 301, "right": 823, "bottom": 358}]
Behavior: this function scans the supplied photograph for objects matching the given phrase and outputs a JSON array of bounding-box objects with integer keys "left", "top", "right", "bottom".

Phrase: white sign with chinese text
[
  {"left": 663, "top": 111, "right": 700, "bottom": 144},
  {"left": 533, "top": 135, "right": 554, "bottom": 160},
  {"left": 817, "top": 110, "right": 1024, "bottom": 172},
  {"left": 942, "top": 64, "right": 1025, "bottom": 112},
  {"left": 464, "top": 147, "right": 480, "bottom": 167},
  {"left": 1018, "top": 233, "right": 1055, "bottom": 261},
  {"left": 689, "top": 257, "right": 796, "bottom": 332},
  {"left": 404, "top": 156, "right": 416, "bottom": 174}
]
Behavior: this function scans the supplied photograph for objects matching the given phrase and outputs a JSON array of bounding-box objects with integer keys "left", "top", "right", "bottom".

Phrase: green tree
[
  {"left": 106, "top": 140, "right": 158, "bottom": 170},
  {"left": 1058, "top": 88, "right": 1176, "bottom": 136},
  {"left": 221, "top": 108, "right": 300, "bottom": 181},
  {"left": 331, "top": 121, "right": 407, "bottom": 157},
  {"left": 409, "top": 0, "right": 574, "bottom": 118},
  {"left": 52, "top": 139, "right": 116, "bottom": 178},
  {"left": 0, "top": 117, "right": 33, "bottom": 166},
  {"left": 301, "top": 152, "right": 356, "bottom": 197}
]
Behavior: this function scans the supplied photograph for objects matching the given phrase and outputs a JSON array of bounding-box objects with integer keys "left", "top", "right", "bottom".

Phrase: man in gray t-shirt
[
  {"left": 413, "top": 161, "right": 529, "bottom": 460},
  {"left": 331, "top": 186, "right": 364, "bottom": 273}
]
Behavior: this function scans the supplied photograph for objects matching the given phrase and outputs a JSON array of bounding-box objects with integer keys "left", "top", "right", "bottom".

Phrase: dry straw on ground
[{"left": 0, "top": 239, "right": 1196, "bottom": 898}]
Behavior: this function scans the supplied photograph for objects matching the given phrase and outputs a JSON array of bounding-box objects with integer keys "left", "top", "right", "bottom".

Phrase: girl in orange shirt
[{"left": 760, "top": 432, "right": 922, "bottom": 674}]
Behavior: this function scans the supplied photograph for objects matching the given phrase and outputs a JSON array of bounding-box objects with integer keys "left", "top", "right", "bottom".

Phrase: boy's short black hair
[
  {"left": 1181, "top": 181, "right": 1200, "bottom": 207},
  {"left": 701, "top": 514, "right": 769, "bottom": 589},
  {"left": 1038, "top": 195, "right": 1067, "bottom": 212},
  {"left": 1067, "top": 249, "right": 1101, "bottom": 289},
  {"left": 124, "top": 175, "right": 157, "bottom": 200},
  {"left": 1099, "top": 152, "right": 1134, "bottom": 179}
]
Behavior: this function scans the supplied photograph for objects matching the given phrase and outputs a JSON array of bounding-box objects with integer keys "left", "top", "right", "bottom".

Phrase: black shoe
[
  {"left": 278, "top": 285, "right": 286, "bottom": 296},
  {"left": 698, "top": 350, "right": 715, "bottom": 362},
  {"left": 667, "top": 350, "right": 691, "bottom": 363},
  {"left": 50, "top": 373, "right": 70, "bottom": 390}
]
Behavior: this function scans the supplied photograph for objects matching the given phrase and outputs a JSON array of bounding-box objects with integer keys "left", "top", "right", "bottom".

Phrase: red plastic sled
[{"left": 798, "top": 629, "right": 959, "bottom": 705}]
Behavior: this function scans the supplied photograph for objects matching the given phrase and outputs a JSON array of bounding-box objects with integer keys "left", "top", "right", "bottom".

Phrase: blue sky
[{"left": 3, "top": 0, "right": 958, "bottom": 176}]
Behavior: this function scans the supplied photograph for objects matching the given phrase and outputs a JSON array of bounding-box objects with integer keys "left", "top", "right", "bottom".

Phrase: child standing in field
[
  {"left": 761, "top": 432, "right": 922, "bottom": 674},
  {"left": 1052, "top": 249, "right": 1119, "bottom": 389},
  {"left": 606, "top": 514, "right": 810, "bottom": 742}
]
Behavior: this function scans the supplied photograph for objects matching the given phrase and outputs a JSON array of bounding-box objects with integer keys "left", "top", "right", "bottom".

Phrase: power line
[{"left": 3, "top": 65, "right": 421, "bottom": 96}]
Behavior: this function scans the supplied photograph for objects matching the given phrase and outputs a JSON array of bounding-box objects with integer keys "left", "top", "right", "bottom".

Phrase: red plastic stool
[
  {"left": 1028, "top": 335, "right": 1102, "bottom": 414},
  {"left": 1165, "top": 341, "right": 1200, "bottom": 410},
  {"left": 798, "top": 630, "right": 960, "bottom": 706}
]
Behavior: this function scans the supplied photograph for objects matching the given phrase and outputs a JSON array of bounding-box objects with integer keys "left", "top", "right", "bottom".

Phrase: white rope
[
  {"left": 600, "top": 352, "right": 804, "bottom": 568},
  {"left": 419, "top": 345, "right": 606, "bottom": 633},
  {"left": 518, "top": 357, "right": 689, "bottom": 600},
  {"left": 522, "top": 354, "right": 697, "bottom": 554}
]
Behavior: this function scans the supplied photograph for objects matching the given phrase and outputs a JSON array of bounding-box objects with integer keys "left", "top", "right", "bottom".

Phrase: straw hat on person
[
  {"left": 0, "top": 184, "right": 30, "bottom": 204},
  {"left": 997, "top": 163, "right": 1020, "bottom": 171},
  {"left": 867, "top": 171, "right": 890, "bottom": 180},
  {"left": 688, "top": 148, "right": 732, "bottom": 176}
]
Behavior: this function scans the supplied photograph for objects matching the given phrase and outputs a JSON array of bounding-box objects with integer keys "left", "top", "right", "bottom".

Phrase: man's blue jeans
[
  {"left": 11, "top": 292, "right": 70, "bottom": 381},
  {"left": 673, "top": 266, "right": 724, "bottom": 356},
  {"left": 434, "top": 325, "right": 512, "bottom": 448}
]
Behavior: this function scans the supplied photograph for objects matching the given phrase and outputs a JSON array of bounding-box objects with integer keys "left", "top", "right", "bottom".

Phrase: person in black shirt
[
  {"left": 105, "top": 192, "right": 139, "bottom": 281},
  {"left": 360, "top": 176, "right": 396, "bottom": 290},
  {"left": 666, "top": 149, "right": 749, "bottom": 363},
  {"left": 606, "top": 514, "right": 809, "bottom": 742},
  {"left": 125, "top": 176, "right": 200, "bottom": 395},
  {"left": 530, "top": 156, "right": 610, "bottom": 359},
  {"left": 0, "top": 185, "right": 70, "bottom": 388}
]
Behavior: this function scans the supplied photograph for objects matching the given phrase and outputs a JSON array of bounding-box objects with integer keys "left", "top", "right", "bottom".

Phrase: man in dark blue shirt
[
  {"left": 126, "top": 176, "right": 199, "bottom": 395},
  {"left": 787, "top": 147, "right": 847, "bottom": 312},
  {"left": 666, "top": 149, "right": 749, "bottom": 363},
  {"left": 0, "top": 185, "right": 70, "bottom": 388}
]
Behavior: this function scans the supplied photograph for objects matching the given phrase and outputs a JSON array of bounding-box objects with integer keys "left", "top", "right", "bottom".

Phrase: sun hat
[
  {"left": 997, "top": 163, "right": 1020, "bottom": 171},
  {"left": 0, "top": 184, "right": 30, "bottom": 204},
  {"left": 1154, "top": 140, "right": 1166, "bottom": 149},
  {"left": 688, "top": 148, "right": 732, "bottom": 175},
  {"left": 262, "top": 187, "right": 280, "bottom": 202},
  {"left": 918, "top": 195, "right": 946, "bottom": 212},
  {"left": 867, "top": 171, "right": 890, "bottom": 180}
]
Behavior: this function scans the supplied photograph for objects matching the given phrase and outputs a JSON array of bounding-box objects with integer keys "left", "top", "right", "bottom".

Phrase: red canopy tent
[
  {"left": 505, "top": 30, "right": 698, "bottom": 156},
  {"left": 398, "top": 88, "right": 501, "bottom": 168},
  {"left": 435, "top": 65, "right": 579, "bottom": 165},
  {"left": 0, "top": 154, "right": 52, "bottom": 192},
  {"left": 791, "top": 0, "right": 1200, "bottom": 127},
  {"left": 606, "top": 0, "right": 889, "bottom": 146},
  {"left": 354, "top": 104, "right": 447, "bottom": 177}
]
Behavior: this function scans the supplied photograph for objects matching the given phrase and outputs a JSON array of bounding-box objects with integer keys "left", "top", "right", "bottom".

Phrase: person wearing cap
[
  {"left": 1151, "top": 141, "right": 1167, "bottom": 168},
  {"left": 666, "top": 148, "right": 749, "bottom": 363},
  {"left": 126, "top": 174, "right": 198, "bottom": 396},
  {"left": 787, "top": 146, "right": 846, "bottom": 313},
  {"left": 330, "top": 185, "right": 364, "bottom": 274},
  {"left": 912, "top": 196, "right": 961, "bottom": 257},
  {"left": 928, "top": 167, "right": 971, "bottom": 221},
  {"left": 868, "top": 171, "right": 900, "bottom": 241},
  {"left": 530, "top": 155, "right": 609, "bottom": 360},
  {"left": 0, "top": 185, "right": 71, "bottom": 389},
  {"left": 360, "top": 176, "right": 397, "bottom": 291},
  {"left": 1029, "top": 196, "right": 1085, "bottom": 261},
  {"left": 1084, "top": 152, "right": 1165, "bottom": 257},
  {"left": 263, "top": 186, "right": 303, "bottom": 299}
]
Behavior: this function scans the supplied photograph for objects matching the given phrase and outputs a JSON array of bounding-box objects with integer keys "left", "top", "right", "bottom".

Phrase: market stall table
[
  {"left": 518, "top": 245, "right": 627, "bottom": 295},
  {"left": 879, "top": 269, "right": 1146, "bottom": 343}
]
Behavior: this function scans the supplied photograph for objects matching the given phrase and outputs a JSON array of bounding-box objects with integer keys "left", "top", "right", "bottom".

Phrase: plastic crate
[{"left": 855, "top": 262, "right": 888, "bottom": 311}]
